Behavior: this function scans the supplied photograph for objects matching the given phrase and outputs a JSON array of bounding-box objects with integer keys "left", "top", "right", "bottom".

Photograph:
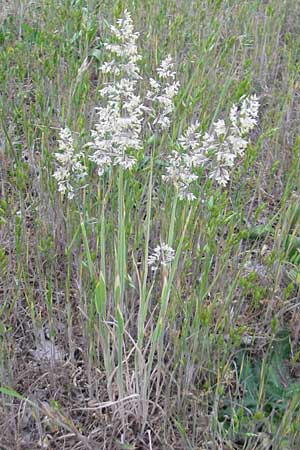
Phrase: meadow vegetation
[{"left": 0, "top": 0, "right": 300, "bottom": 449}]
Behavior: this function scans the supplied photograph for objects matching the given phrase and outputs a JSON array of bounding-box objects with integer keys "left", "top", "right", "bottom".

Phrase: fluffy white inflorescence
[
  {"left": 147, "top": 243, "right": 175, "bottom": 272},
  {"left": 164, "top": 95, "right": 260, "bottom": 199},
  {"left": 87, "top": 10, "right": 144, "bottom": 175},
  {"left": 162, "top": 151, "right": 198, "bottom": 201},
  {"left": 53, "top": 128, "right": 87, "bottom": 199},
  {"left": 146, "top": 55, "right": 180, "bottom": 131}
]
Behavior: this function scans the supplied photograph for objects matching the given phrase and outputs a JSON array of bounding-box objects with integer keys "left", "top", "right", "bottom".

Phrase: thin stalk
[
  {"left": 167, "top": 192, "right": 178, "bottom": 248},
  {"left": 144, "top": 207, "right": 193, "bottom": 427},
  {"left": 117, "top": 167, "right": 126, "bottom": 313},
  {"left": 136, "top": 153, "right": 154, "bottom": 422}
]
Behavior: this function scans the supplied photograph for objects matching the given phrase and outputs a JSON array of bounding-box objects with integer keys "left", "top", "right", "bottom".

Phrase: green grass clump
[{"left": 1, "top": 1, "right": 300, "bottom": 449}]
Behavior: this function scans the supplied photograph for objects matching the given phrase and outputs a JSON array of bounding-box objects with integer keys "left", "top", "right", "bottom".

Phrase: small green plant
[{"left": 218, "top": 330, "right": 300, "bottom": 446}]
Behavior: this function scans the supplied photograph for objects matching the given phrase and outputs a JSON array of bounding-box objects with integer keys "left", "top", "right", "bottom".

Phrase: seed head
[
  {"left": 87, "top": 10, "right": 144, "bottom": 175},
  {"left": 163, "top": 95, "right": 260, "bottom": 196},
  {"left": 146, "top": 56, "right": 180, "bottom": 131},
  {"left": 147, "top": 243, "right": 175, "bottom": 272},
  {"left": 53, "top": 128, "right": 87, "bottom": 199}
]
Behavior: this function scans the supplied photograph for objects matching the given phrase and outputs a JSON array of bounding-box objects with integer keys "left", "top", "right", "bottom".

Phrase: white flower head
[
  {"left": 239, "top": 94, "right": 259, "bottom": 134},
  {"left": 229, "top": 103, "right": 239, "bottom": 128},
  {"left": 230, "top": 94, "right": 259, "bottom": 135},
  {"left": 179, "top": 121, "right": 202, "bottom": 151},
  {"left": 163, "top": 151, "right": 198, "bottom": 201},
  {"left": 207, "top": 95, "right": 259, "bottom": 185},
  {"left": 146, "top": 56, "right": 180, "bottom": 131},
  {"left": 147, "top": 243, "right": 175, "bottom": 272},
  {"left": 148, "top": 78, "right": 160, "bottom": 92},
  {"left": 163, "top": 95, "right": 260, "bottom": 193},
  {"left": 53, "top": 127, "right": 87, "bottom": 199},
  {"left": 101, "top": 9, "right": 141, "bottom": 79},
  {"left": 156, "top": 55, "right": 176, "bottom": 79},
  {"left": 214, "top": 119, "right": 226, "bottom": 137},
  {"left": 87, "top": 10, "right": 144, "bottom": 175},
  {"left": 209, "top": 166, "right": 230, "bottom": 186}
]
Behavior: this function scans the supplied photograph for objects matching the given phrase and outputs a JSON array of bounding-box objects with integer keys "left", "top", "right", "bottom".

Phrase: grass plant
[{"left": 1, "top": 1, "right": 300, "bottom": 449}]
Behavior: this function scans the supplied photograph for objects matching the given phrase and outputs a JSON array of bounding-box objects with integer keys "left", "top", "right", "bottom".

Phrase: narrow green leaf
[
  {"left": 0, "top": 386, "right": 24, "bottom": 400},
  {"left": 81, "top": 220, "right": 96, "bottom": 282},
  {"left": 116, "top": 304, "right": 124, "bottom": 336},
  {"left": 95, "top": 271, "right": 107, "bottom": 317}
]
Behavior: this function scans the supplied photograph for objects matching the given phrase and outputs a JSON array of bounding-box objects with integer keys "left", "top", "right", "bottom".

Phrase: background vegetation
[{"left": 0, "top": 0, "right": 300, "bottom": 449}]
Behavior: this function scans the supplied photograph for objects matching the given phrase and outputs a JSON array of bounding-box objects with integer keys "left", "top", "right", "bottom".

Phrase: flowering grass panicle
[
  {"left": 162, "top": 151, "right": 198, "bottom": 201},
  {"left": 147, "top": 243, "right": 175, "bottom": 272},
  {"left": 163, "top": 95, "right": 260, "bottom": 197},
  {"left": 146, "top": 55, "right": 180, "bottom": 130},
  {"left": 101, "top": 10, "right": 141, "bottom": 79},
  {"left": 53, "top": 127, "right": 87, "bottom": 199},
  {"left": 208, "top": 94, "right": 259, "bottom": 185},
  {"left": 87, "top": 10, "right": 144, "bottom": 175},
  {"left": 232, "top": 94, "right": 260, "bottom": 135}
]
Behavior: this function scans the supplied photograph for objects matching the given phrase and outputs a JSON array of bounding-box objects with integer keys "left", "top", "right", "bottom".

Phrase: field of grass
[{"left": 1, "top": 0, "right": 300, "bottom": 449}]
